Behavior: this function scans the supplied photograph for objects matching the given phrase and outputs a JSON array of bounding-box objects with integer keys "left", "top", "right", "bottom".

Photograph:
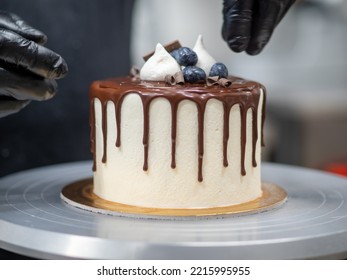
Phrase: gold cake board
[{"left": 61, "top": 178, "right": 287, "bottom": 218}]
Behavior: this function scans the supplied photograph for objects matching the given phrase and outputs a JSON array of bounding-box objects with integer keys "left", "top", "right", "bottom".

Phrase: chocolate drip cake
[{"left": 89, "top": 36, "right": 266, "bottom": 209}]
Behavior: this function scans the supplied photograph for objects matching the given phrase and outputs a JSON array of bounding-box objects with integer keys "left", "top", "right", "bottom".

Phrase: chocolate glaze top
[{"left": 89, "top": 76, "right": 266, "bottom": 182}]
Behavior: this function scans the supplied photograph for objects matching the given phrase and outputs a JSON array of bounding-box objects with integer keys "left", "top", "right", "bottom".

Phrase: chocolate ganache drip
[{"left": 89, "top": 76, "right": 266, "bottom": 181}]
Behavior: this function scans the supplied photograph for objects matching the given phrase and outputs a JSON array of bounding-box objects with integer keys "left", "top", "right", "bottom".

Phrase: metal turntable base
[{"left": 0, "top": 161, "right": 347, "bottom": 259}]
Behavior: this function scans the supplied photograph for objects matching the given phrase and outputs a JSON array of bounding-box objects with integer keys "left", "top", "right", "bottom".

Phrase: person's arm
[
  {"left": 222, "top": 0, "right": 296, "bottom": 55},
  {"left": 0, "top": 10, "right": 67, "bottom": 118}
]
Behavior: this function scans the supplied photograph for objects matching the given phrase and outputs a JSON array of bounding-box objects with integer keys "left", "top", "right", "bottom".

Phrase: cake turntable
[{"left": 0, "top": 161, "right": 347, "bottom": 259}]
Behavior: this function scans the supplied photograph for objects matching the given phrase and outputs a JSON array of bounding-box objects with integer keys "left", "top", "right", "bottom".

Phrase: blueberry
[
  {"left": 170, "top": 49, "right": 179, "bottom": 61},
  {"left": 209, "top": 63, "right": 228, "bottom": 78},
  {"left": 174, "top": 47, "right": 198, "bottom": 66},
  {"left": 183, "top": 66, "right": 206, "bottom": 83}
]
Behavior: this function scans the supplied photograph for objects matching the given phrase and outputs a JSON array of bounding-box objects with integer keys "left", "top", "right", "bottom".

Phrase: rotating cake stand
[{"left": 0, "top": 161, "right": 347, "bottom": 259}]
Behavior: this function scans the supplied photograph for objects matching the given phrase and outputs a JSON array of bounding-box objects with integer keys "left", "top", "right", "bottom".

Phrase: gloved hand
[
  {"left": 0, "top": 10, "right": 68, "bottom": 118},
  {"left": 222, "top": 0, "right": 295, "bottom": 55}
]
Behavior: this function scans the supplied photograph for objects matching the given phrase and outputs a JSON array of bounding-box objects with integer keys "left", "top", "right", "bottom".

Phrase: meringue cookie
[
  {"left": 140, "top": 43, "right": 181, "bottom": 81},
  {"left": 193, "top": 35, "right": 216, "bottom": 75}
]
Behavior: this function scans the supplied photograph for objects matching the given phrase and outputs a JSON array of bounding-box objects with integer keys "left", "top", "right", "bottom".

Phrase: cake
[{"left": 89, "top": 36, "right": 266, "bottom": 209}]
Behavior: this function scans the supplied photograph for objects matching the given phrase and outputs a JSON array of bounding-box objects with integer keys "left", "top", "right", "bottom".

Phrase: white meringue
[
  {"left": 193, "top": 35, "right": 216, "bottom": 75},
  {"left": 140, "top": 43, "right": 181, "bottom": 81}
]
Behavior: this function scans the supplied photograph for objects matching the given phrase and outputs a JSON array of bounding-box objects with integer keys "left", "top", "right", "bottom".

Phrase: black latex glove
[
  {"left": 0, "top": 10, "right": 68, "bottom": 118},
  {"left": 222, "top": 0, "right": 295, "bottom": 55}
]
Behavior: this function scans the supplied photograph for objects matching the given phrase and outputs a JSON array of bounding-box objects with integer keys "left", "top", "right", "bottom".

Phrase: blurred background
[{"left": 132, "top": 0, "right": 347, "bottom": 176}]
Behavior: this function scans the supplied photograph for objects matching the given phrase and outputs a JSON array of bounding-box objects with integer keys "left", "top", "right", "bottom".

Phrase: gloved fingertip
[
  {"left": 47, "top": 79, "right": 58, "bottom": 96},
  {"left": 246, "top": 42, "right": 266, "bottom": 55},
  {"left": 56, "top": 59, "right": 68, "bottom": 79},
  {"left": 226, "top": 36, "right": 249, "bottom": 53},
  {"left": 49, "top": 56, "right": 68, "bottom": 79},
  {"left": 39, "top": 79, "right": 57, "bottom": 101},
  {"left": 20, "top": 28, "right": 47, "bottom": 45},
  {"left": 36, "top": 33, "right": 48, "bottom": 45},
  {"left": 246, "top": 48, "right": 261, "bottom": 56},
  {"left": 14, "top": 17, "right": 48, "bottom": 44}
]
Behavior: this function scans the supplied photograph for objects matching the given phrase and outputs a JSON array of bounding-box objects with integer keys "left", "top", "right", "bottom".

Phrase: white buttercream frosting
[
  {"left": 193, "top": 35, "right": 216, "bottom": 75},
  {"left": 93, "top": 91, "right": 263, "bottom": 209},
  {"left": 140, "top": 43, "right": 181, "bottom": 81}
]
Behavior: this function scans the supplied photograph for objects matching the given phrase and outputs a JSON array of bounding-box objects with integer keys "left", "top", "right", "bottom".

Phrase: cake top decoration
[
  {"left": 138, "top": 35, "right": 231, "bottom": 87},
  {"left": 139, "top": 43, "right": 181, "bottom": 81},
  {"left": 193, "top": 34, "right": 216, "bottom": 75}
]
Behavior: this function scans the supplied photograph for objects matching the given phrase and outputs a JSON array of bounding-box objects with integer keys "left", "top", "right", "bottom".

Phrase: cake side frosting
[{"left": 89, "top": 76, "right": 266, "bottom": 208}]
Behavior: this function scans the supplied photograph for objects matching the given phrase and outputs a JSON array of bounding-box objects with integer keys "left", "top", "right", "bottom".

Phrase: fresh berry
[
  {"left": 209, "top": 63, "right": 228, "bottom": 78},
  {"left": 173, "top": 47, "right": 198, "bottom": 66},
  {"left": 170, "top": 49, "right": 180, "bottom": 61},
  {"left": 183, "top": 66, "right": 206, "bottom": 83}
]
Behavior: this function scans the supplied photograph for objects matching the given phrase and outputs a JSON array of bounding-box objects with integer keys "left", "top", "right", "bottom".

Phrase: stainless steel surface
[{"left": 0, "top": 161, "right": 347, "bottom": 259}]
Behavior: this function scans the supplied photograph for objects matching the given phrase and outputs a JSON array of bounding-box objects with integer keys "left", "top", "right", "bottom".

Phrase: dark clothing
[
  {"left": 0, "top": 0, "right": 134, "bottom": 259},
  {"left": 0, "top": 0, "right": 134, "bottom": 176}
]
